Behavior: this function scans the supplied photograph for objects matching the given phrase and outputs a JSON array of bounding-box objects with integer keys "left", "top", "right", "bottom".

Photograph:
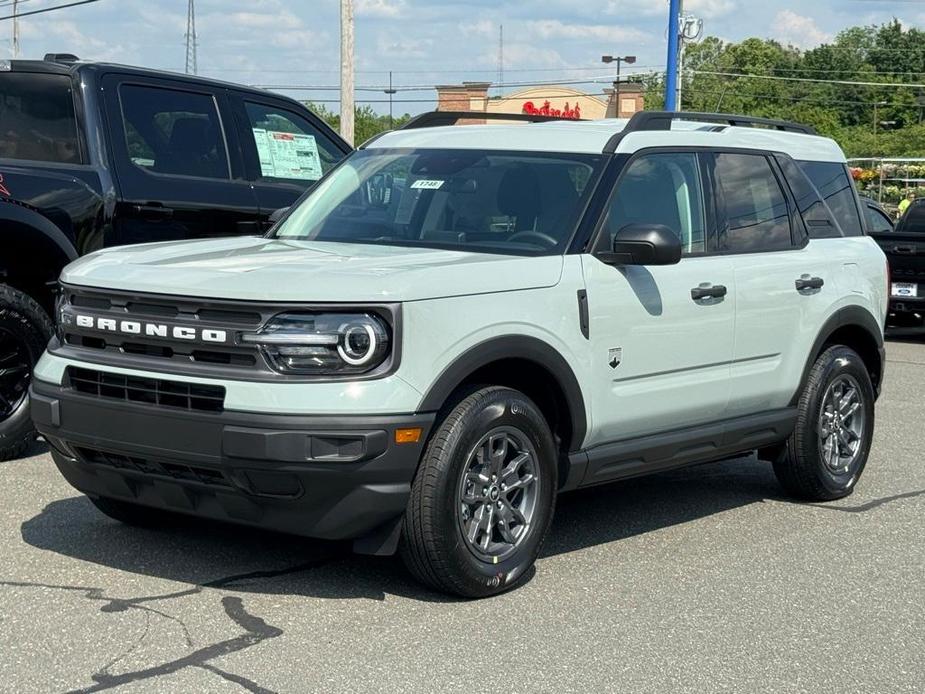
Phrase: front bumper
[{"left": 30, "top": 378, "right": 434, "bottom": 544}]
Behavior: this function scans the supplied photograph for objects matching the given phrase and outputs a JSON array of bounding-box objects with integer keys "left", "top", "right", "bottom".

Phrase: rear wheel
[
  {"left": 773, "top": 345, "right": 875, "bottom": 501},
  {"left": 0, "top": 284, "right": 52, "bottom": 461},
  {"left": 400, "top": 386, "right": 557, "bottom": 598}
]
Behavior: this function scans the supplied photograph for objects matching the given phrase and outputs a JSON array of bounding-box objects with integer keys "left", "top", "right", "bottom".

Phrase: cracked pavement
[{"left": 1, "top": 337, "right": 923, "bottom": 693}]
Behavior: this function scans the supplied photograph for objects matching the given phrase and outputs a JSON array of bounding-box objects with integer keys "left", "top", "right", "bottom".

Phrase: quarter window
[
  {"left": 715, "top": 153, "right": 792, "bottom": 253},
  {"left": 603, "top": 152, "right": 707, "bottom": 256},
  {"left": 797, "top": 161, "right": 863, "bottom": 237},
  {"left": 118, "top": 84, "right": 229, "bottom": 179},
  {"left": 0, "top": 73, "right": 81, "bottom": 164},
  {"left": 243, "top": 102, "right": 343, "bottom": 182}
]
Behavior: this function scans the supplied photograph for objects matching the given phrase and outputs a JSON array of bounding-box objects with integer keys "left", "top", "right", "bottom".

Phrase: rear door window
[
  {"left": 863, "top": 203, "right": 893, "bottom": 234},
  {"left": 0, "top": 72, "right": 81, "bottom": 163},
  {"left": 242, "top": 101, "right": 344, "bottom": 182},
  {"left": 118, "top": 84, "right": 230, "bottom": 179},
  {"left": 797, "top": 161, "right": 863, "bottom": 237},
  {"left": 714, "top": 153, "right": 793, "bottom": 253}
]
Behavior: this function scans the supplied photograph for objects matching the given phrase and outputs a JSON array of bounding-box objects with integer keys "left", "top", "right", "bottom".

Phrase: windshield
[
  {"left": 897, "top": 201, "right": 925, "bottom": 233},
  {"left": 272, "top": 148, "right": 605, "bottom": 255}
]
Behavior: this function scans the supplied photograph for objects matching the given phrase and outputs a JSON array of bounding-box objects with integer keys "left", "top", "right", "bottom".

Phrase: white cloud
[
  {"left": 685, "top": 0, "right": 737, "bottom": 19},
  {"left": 527, "top": 19, "right": 651, "bottom": 43},
  {"left": 377, "top": 36, "right": 434, "bottom": 58},
  {"left": 772, "top": 10, "right": 833, "bottom": 49},
  {"left": 357, "top": 0, "right": 406, "bottom": 18},
  {"left": 461, "top": 20, "right": 496, "bottom": 37}
]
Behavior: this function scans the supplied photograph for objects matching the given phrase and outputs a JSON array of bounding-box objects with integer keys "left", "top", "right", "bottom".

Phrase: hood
[{"left": 61, "top": 236, "right": 564, "bottom": 302}]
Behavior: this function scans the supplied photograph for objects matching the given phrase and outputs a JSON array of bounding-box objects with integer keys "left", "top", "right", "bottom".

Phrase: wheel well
[
  {"left": 821, "top": 324, "right": 882, "bottom": 391},
  {"left": 1, "top": 228, "right": 70, "bottom": 314},
  {"left": 448, "top": 358, "right": 576, "bottom": 485}
]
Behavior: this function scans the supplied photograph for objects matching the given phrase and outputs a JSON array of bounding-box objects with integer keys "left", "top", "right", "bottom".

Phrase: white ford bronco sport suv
[{"left": 31, "top": 110, "right": 887, "bottom": 598}]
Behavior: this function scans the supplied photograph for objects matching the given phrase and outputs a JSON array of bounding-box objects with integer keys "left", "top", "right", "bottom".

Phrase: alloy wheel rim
[
  {"left": 0, "top": 327, "right": 31, "bottom": 418},
  {"left": 457, "top": 426, "right": 539, "bottom": 563},
  {"left": 818, "top": 374, "right": 865, "bottom": 475}
]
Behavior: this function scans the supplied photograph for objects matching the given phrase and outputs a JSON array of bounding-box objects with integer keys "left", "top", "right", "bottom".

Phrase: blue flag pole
[{"left": 664, "top": 0, "right": 681, "bottom": 111}]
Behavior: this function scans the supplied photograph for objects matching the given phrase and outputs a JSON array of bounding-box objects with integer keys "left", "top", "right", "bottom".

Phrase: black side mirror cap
[
  {"left": 268, "top": 207, "right": 290, "bottom": 225},
  {"left": 596, "top": 223, "right": 682, "bottom": 266}
]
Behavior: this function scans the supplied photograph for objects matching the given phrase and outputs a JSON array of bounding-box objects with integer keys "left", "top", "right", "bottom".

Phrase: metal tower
[{"left": 184, "top": 0, "right": 197, "bottom": 75}]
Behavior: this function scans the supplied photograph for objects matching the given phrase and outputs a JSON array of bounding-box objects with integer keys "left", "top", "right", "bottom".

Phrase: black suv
[{"left": 0, "top": 55, "right": 351, "bottom": 459}]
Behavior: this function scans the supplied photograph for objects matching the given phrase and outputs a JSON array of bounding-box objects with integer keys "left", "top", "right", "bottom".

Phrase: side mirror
[
  {"left": 268, "top": 207, "right": 290, "bottom": 225},
  {"left": 598, "top": 223, "right": 682, "bottom": 266}
]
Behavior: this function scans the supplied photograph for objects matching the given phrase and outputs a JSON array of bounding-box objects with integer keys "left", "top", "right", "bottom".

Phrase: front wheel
[
  {"left": 400, "top": 386, "right": 557, "bottom": 598},
  {"left": 773, "top": 345, "right": 875, "bottom": 501},
  {"left": 0, "top": 284, "right": 53, "bottom": 461}
]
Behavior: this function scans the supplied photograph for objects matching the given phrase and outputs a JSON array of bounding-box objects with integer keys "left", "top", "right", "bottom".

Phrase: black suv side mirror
[
  {"left": 598, "top": 224, "right": 682, "bottom": 266},
  {"left": 268, "top": 207, "right": 290, "bottom": 225}
]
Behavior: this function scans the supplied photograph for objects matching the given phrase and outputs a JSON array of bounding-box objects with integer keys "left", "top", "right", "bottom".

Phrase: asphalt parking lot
[{"left": 1, "top": 337, "right": 923, "bottom": 694}]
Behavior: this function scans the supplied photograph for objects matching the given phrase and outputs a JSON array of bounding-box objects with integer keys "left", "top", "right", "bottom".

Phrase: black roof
[{"left": 5, "top": 57, "right": 288, "bottom": 101}]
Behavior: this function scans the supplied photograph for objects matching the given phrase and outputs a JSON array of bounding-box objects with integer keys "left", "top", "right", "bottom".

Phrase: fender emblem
[
  {"left": 608, "top": 347, "right": 622, "bottom": 369},
  {"left": 0, "top": 174, "right": 9, "bottom": 197}
]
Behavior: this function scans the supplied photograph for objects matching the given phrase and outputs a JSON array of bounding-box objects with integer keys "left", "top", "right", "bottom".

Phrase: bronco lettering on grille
[{"left": 73, "top": 314, "right": 228, "bottom": 343}]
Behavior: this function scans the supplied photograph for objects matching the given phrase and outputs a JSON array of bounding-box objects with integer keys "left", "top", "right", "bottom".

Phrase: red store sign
[{"left": 522, "top": 100, "right": 581, "bottom": 119}]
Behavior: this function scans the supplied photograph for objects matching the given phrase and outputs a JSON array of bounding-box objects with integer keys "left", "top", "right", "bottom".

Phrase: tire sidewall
[
  {"left": 430, "top": 389, "right": 557, "bottom": 595},
  {"left": 798, "top": 346, "right": 875, "bottom": 497},
  {"left": 0, "top": 286, "right": 52, "bottom": 453}
]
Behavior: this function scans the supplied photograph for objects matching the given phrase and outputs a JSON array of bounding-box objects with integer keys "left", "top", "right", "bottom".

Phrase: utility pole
[
  {"left": 11, "top": 0, "right": 19, "bottom": 58},
  {"left": 384, "top": 71, "right": 396, "bottom": 129},
  {"left": 340, "top": 0, "right": 355, "bottom": 146},
  {"left": 498, "top": 24, "right": 503, "bottom": 96},
  {"left": 184, "top": 0, "right": 197, "bottom": 75},
  {"left": 664, "top": 0, "right": 681, "bottom": 111}
]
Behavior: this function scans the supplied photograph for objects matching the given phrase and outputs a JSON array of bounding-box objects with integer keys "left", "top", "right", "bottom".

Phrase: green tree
[{"left": 305, "top": 103, "right": 410, "bottom": 146}]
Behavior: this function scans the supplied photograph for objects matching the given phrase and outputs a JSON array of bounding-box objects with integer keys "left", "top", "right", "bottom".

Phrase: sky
[{"left": 3, "top": 0, "right": 924, "bottom": 114}]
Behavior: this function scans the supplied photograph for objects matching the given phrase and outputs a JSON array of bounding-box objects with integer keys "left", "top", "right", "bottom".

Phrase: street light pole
[
  {"left": 384, "top": 70, "right": 397, "bottom": 129},
  {"left": 665, "top": 0, "right": 681, "bottom": 111},
  {"left": 602, "top": 54, "right": 636, "bottom": 117}
]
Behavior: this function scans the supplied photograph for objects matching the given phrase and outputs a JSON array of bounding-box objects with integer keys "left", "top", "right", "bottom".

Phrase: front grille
[
  {"left": 59, "top": 286, "right": 266, "bottom": 374},
  {"left": 67, "top": 367, "right": 225, "bottom": 412},
  {"left": 75, "top": 446, "right": 231, "bottom": 488}
]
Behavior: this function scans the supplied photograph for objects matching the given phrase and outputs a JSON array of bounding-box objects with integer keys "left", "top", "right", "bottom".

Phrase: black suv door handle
[
  {"left": 131, "top": 203, "right": 173, "bottom": 219},
  {"left": 691, "top": 284, "right": 727, "bottom": 301},
  {"left": 795, "top": 276, "right": 824, "bottom": 291}
]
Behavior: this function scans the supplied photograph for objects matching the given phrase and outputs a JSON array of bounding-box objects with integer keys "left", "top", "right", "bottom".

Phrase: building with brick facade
[{"left": 434, "top": 82, "right": 645, "bottom": 122}]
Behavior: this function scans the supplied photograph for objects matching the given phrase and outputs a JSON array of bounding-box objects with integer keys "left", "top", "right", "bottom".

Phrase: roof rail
[
  {"left": 43, "top": 53, "right": 79, "bottom": 64},
  {"left": 603, "top": 110, "right": 817, "bottom": 153},
  {"left": 400, "top": 110, "right": 582, "bottom": 130}
]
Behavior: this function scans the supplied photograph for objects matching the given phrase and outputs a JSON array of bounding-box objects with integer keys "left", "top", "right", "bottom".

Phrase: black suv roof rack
[
  {"left": 603, "top": 110, "right": 817, "bottom": 152},
  {"left": 401, "top": 110, "right": 583, "bottom": 130}
]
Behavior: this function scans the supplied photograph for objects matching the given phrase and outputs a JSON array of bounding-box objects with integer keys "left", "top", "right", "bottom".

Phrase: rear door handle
[
  {"left": 795, "top": 276, "right": 824, "bottom": 291},
  {"left": 131, "top": 203, "right": 173, "bottom": 219},
  {"left": 691, "top": 284, "right": 727, "bottom": 301}
]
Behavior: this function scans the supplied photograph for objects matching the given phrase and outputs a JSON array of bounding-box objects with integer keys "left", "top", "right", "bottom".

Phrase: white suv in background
[{"left": 33, "top": 110, "right": 887, "bottom": 598}]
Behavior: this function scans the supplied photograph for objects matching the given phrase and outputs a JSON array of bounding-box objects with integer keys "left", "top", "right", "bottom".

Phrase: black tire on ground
[
  {"left": 773, "top": 345, "right": 875, "bottom": 501},
  {"left": 89, "top": 496, "right": 187, "bottom": 528},
  {"left": 0, "top": 284, "right": 53, "bottom": 462},
  {"left": 400, "top": 386, "right": 557, "bottom": 598}
]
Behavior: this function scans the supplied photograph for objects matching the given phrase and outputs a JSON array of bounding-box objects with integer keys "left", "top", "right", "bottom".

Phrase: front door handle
[
  {"left": 795, "top": 276, "right": 825, "bottom": 291},
  {"left": 691, "top": 284, "right": 727, "bottom": 301}
]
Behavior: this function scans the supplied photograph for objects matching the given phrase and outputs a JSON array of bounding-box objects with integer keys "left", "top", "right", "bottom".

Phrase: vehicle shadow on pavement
[{"left": 19, "top": 454, "right": 786, "bottom": 604}]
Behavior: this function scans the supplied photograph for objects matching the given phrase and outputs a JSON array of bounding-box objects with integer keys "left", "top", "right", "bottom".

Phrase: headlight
[{"left": 241, "top": 312, "right": 391, "bottom": 375}]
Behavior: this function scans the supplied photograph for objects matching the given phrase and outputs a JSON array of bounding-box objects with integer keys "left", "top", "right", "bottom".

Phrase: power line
[
  {"left": 0, "top": 0, "right": 102, "bottom": 21},
  {"left": 693, "top": 69, "right": 925, "bottom": 89}
]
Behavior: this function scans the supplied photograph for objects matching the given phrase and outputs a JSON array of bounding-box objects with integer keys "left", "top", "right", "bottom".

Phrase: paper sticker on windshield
[
  {"left": 410, "top": 179, "right": 444, "bottom": 190},
  {"left": 252, "top": 128, "right": 323, "bottom": 181}
]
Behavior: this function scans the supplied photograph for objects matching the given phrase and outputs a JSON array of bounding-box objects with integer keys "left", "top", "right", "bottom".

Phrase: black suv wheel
[
  {"left": 400, "top": 386, "right": 557, "bottom": 598},
  {"left": 0, "top": 284, "right": 52, "bottom": 461},
  {"left": 773, "top": 345, "right": 875, "bottom": 501}
]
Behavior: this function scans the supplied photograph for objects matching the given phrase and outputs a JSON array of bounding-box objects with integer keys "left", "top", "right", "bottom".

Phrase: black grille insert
[
  {"left": 75, "top": 446, "right": 231, "bottom": 488},
  {"left": 67, "top": 367, "right": 225, "bottom": 412}
]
